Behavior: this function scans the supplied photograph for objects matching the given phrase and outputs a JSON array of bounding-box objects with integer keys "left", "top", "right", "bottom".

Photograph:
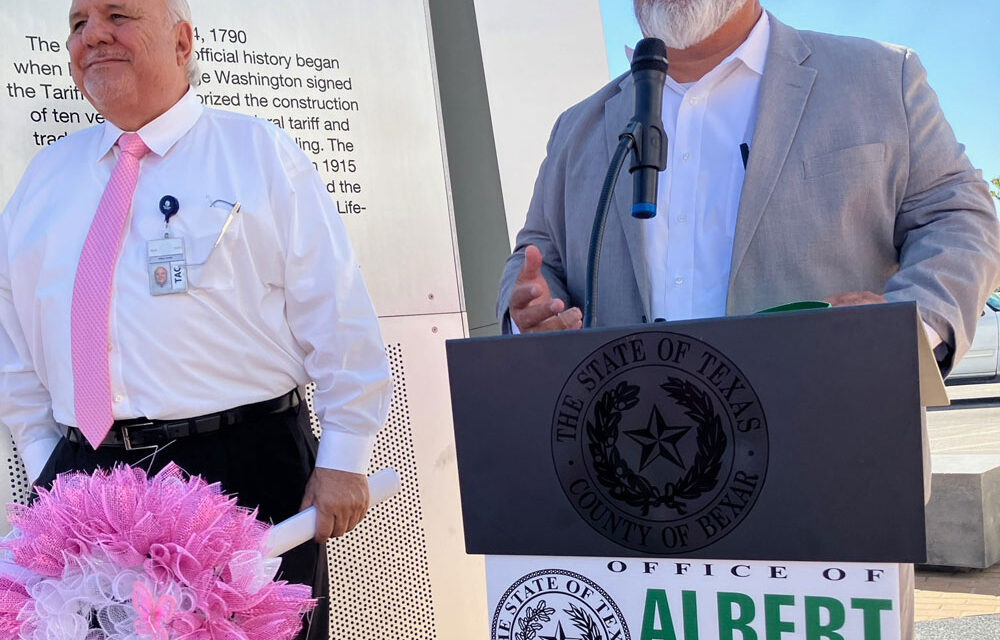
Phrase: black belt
[{"left": 61, "top": 390, "right": 300, "bottom": 450}]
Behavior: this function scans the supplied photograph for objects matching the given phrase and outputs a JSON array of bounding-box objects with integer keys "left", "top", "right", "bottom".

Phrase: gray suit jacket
[{"left": 498, "top": 15, "right": 1000, "bottom": 366}]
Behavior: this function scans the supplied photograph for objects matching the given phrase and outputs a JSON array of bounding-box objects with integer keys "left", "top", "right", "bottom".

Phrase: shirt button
[
  {"left": 682, "top": 152, "right": 691, "bottom": 162},
  {"left": 688, "top": 96, "right": 699, "bottom": 105},
  {"left": 113, "top": 394, "right": 123, "bottom": 404},
  {"left": 674, "top": 278, "right": 684, "bottom": 286},
  {"left": 678, "top": 215, "right": 688, "bottom": 223}
]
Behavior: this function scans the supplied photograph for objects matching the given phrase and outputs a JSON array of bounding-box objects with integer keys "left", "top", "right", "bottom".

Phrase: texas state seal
[
  {"left": 551, "top": 331, "right": 769, "bottom": 554},
  {"left": 491, "top": 569, "right": 629, "bottom": 640}
]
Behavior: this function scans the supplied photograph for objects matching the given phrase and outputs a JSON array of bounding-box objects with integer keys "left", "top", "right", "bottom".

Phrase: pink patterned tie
[{"left": 71, "top": 133, "right": 150, "bottom": 448}]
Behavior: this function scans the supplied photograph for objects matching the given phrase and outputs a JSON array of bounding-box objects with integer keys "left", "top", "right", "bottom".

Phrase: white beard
[{"left": 635, "top": 0, "right": 748, "bottom": 49}]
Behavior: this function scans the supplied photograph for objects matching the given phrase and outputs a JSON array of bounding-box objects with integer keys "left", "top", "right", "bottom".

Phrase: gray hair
[{"left": 165, "top": 0, "right": 200, "bottom": 86}]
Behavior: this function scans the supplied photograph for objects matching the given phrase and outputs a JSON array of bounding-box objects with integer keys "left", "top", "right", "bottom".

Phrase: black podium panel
[{"left": 447, "top": 303, "right": 927, "bottom": 562}]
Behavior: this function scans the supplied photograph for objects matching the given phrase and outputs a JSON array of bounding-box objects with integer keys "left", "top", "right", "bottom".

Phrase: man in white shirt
[
  {"left": 498, "top": 0, "right": 1000, "bottom": 371},
  {"left": 0, "top": 1, "right": 392, "bottom": 636}
]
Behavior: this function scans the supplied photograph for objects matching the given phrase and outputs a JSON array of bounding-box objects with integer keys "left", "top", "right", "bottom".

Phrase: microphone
[
  {"left": 628, "top": 38, "right": 669, "bottom": 219},
  {"left": 585, "top": 38, "right": 668, "bottom": 326}
]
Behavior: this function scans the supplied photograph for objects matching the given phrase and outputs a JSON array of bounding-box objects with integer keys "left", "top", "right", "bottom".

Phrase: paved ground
[
  {"left": 914, "top": 382, "right": 1000, "bottom": 636},
  {"left": 916, "top": 614, "right": 1000, "bottom": 639},
  {"left": 915, "top": 562, "right": 1000, "bottom": 621},
  {"left": 926, "top": 382, "right": 1000, "bottom": 455}
]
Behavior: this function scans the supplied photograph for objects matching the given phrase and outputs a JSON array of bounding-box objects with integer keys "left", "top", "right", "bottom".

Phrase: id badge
[{"left": 147, "top": 237, "right": 188, "bottom": 295}]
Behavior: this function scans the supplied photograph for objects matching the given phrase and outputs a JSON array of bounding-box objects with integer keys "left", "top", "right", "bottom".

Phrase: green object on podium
[{"left": 756, "top": 300, "right": 832, "bottom": 313}]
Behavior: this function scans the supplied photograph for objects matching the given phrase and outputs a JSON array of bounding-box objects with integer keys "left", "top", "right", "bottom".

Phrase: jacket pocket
[{"left": 802, "top": 142, "right": 885, "bottom": 180}]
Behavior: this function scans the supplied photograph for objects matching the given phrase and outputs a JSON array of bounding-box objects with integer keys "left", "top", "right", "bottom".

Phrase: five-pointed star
[
  {"left": 625, "top": 405, "right": 693, "bottom": 470},
  {"left": 540, "top": 621, "right": 579, "bottom": 640}
]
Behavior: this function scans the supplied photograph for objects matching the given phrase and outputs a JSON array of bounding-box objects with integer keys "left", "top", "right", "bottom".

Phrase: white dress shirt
[
  {"left": 646, "top": 12, "right": 770, "bottom": 322},
  {"left": 0, "top": 88, "right": 392, "bottom": 482}
]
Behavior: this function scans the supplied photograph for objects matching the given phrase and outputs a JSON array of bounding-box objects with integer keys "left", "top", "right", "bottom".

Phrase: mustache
[{"left": 82, "top": 49, "right": 132, "bottom": 68}]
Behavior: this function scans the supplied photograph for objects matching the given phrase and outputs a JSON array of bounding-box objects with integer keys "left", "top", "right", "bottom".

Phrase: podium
[{"left": 447, "top": 303, "right": 946, "bottom": 639}]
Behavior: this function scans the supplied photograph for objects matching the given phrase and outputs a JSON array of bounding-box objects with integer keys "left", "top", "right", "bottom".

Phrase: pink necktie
[{"left": 71, "top": 133, "right": 150, "bottom": 448}]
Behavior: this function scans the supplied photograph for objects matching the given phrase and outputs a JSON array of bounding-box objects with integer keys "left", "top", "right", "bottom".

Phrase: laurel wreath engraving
[
  {"left": 586, "top": 378, "right": 726, "bottom": 515},
  {"left": 515, "top": 600, "right": 555, "bottom": 640},
  {"left": 567, "top": 604, "right": 603, "bottom": 640}
]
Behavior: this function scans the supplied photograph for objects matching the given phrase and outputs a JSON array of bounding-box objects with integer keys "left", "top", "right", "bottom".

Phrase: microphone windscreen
[{"left": 631, "top": 38, "right": 668, "bottom": 74}]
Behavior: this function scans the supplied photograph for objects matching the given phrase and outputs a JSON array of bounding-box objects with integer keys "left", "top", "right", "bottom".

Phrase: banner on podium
[{"left": 487, "top": 556, "right": 902, "bottom": 640}]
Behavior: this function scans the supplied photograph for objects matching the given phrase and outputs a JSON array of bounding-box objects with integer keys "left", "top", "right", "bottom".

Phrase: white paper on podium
[{"left": 265, "top": 467, "right": 400, "bottom": 557}]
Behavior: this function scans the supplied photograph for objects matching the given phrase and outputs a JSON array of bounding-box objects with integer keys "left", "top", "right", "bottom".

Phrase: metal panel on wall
[
  {"left": 317, "top": 314, "right": 485, "bottom": 639},
  {"left": 0, "top": 1, "right": 483, "bottom": 637},
  {"left": 473, "top": 0, "right": 609, "bottom": 249}
]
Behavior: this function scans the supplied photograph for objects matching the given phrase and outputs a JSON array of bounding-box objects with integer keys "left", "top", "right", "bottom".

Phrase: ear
[{"left": 175, "top": 20, "right": 194, "bottom": 70}]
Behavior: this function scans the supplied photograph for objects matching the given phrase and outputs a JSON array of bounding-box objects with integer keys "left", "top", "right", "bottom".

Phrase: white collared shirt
[
  {"left": 0, "top": 89, "right": 392, "bottom": 482},
  {"left": 645, "top": 12, "right": 771, "bottom": 322}
]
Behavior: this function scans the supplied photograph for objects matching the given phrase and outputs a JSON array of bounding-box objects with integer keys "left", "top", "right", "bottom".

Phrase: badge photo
[{"left": 147, "top": 237, "right": 188, "bottom": 296}]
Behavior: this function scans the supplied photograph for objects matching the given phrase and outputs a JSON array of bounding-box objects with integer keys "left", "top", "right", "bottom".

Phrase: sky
[{"left": 598, "top": 0, "right": 1000, "bottom": 187}]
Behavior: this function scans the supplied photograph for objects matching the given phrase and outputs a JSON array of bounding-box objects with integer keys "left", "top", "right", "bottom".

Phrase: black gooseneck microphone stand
[{"left": 584, "top": 39, "right": 669, "bottom": 328}]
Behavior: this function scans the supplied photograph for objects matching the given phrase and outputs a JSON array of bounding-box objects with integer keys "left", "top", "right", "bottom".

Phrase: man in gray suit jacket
[{"left": 498, "top": 0, "right": 1000, "bottom": 370}]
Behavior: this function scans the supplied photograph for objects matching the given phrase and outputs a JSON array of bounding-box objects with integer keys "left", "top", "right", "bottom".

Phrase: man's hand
[
  {"left": 824, "top": 291, "right": 887, "bottom": 306},
  {"left": 509, "top": 245, "right": 582, "bottom": 332},
  {"left": 299, "top": 467, "right": 370, "bottom": 542}
]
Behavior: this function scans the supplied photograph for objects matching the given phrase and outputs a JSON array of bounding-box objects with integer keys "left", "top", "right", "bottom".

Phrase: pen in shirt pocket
[
  {"left": 208, "top": 199, "right": 241, "bottom": 248},
  {"left": 740, "top": 142, "right": 750, "bottom": 170},
  {"left": 214, "top": 202, "right": 240, "bottom": 248},
  {"left": 185, "top": 200, "right": 241, "bottom": 268}
]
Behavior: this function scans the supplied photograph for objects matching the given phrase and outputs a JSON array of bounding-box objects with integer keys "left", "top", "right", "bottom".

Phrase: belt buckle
[{"left": 121, "top": 422, "right": 158, "bottom": 451}]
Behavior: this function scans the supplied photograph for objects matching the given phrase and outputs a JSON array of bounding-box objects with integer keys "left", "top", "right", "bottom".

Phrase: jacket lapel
[
  {"left": 604, "top": 74, "right": 652, "bottom": 322},
  {"left": 728, "top": 15, "right": 817, "bottom": 309}
]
